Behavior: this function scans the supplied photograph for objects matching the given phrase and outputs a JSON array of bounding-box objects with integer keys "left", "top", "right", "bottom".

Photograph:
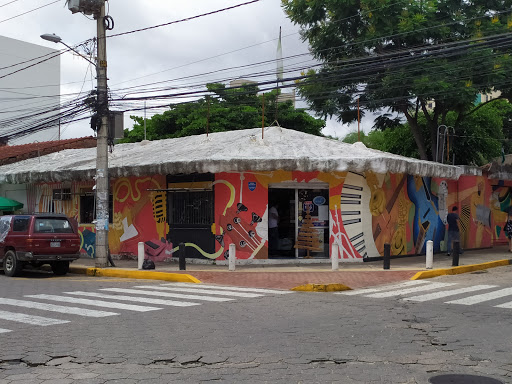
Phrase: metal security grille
[{"left": 170, "top": 191, "right": 213, "bottom": 226}]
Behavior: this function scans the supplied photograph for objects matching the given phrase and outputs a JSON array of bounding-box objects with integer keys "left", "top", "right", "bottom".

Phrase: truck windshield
[
  {"left": 34, "top": 218, "right": 74, "bottom": 234},
  {"left": 0, "top": 216, "right": 12, "bottom": 242}
]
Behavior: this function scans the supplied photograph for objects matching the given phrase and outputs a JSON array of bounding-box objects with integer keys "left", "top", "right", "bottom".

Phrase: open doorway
[
  {"left": 268, "top": 186, "right": 329, "bottom": 259},
  {"left": 268, "top": 188, "right": 295, "bottom": 258}
]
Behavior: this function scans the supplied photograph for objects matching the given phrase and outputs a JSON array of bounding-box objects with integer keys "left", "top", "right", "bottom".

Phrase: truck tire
[
  {"left": 3, "top": 250, "right": 23, "bottom": 277},
  {"left": 51, "top": 260, "right": 70, "bottom": 276}
]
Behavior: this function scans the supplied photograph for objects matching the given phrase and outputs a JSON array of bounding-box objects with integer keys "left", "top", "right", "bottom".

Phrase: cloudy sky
[{"left": 0, "top": 0, "right": 370, "bottom": 142}]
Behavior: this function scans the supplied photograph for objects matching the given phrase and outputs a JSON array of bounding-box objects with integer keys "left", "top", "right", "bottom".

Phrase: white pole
[
  {"left": 138, "top": 242, "right": 144, "bottom": 270},
  {"left": 332, "top": 243, "right": 339, "bottom": 270},
  {"left": 229, "top": 243, "right": 236, "bottom": 271},
  {"left": 426, "top": 240, "right": 433, "bottom": 269}
]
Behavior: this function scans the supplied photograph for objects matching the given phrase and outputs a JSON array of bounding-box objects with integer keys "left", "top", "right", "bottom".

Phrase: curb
[
  {"left": 291, "top": 283, "right": 352, "bottom": 292},
  {"left": 70, "top": 266, "right": 201, "bottom": 283},
  {"left": 410, "top": 259, "right": 512, "bottom": 280}
]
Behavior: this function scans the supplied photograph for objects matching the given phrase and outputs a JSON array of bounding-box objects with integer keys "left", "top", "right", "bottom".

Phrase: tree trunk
[{"left": 402, "top": 108, "right": 429, "bottom": 160}]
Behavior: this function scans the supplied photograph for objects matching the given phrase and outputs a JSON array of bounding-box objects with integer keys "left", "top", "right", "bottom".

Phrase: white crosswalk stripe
[
  {"left": 0, "top": 282, "right": 287, "bottom": 334},
  {"left": 25, "top": 294, "right": 162, "bottom": 312},
  {"left": 101, "top": 288, "right": 234, "bottom": 302},
  {"left": 134, "top": 285, "right": 265, "bottom": 298},
  {"left": 337, "top": 281, "right": 512, "bottom": 311},
  {"left": 336, "top": 280, "right": 430, "bottom": 296},
  {"left": 0, "top": 298, "right": 119, "bottom": 317},
  {"left": 404, "top": 285, "right": 498, "bottom": 302},
  {"left": 162, "top": 283, "right": 293, "bottom": 295},
  {"left": 0, "top": 310, "right": 70, "bottom": 326},
  {"left": 64, "top": 291, "right": 201, "bottom": 307},
  {"left": 365, "top": 282, "right": 457, "bottom": 298},
  {"left": 446, "top": 287, "right": 512, "bottom": 305}
]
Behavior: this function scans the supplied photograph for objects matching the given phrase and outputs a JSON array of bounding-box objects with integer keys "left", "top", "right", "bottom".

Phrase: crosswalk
[
  {"left": 336, "top": 280, "right": 512, "bottom": 310},
  {"left": 0, "top": 283, "right": 292, "bottom": 334}
]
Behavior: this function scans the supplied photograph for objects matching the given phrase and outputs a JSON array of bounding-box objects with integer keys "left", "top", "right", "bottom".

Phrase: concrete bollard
[
  {"left": 383, "top": 243, "right": 391, "bottom": 270},
  {"left": 137, "top": 242, "right": 144, "bottom": 270},
  {"left": 452, "top": 241, "right": 460, "bottom": 267},
  {"left": 229, "top": 243, "right": 236, "bottom": 271},
  {"left": 426, "top": 240, "right": 433, "bottom": 269},
  {"left": 331, "top": 243, "right": 339, "bottom": 271},
  {"left": 179, "top": 242, "right": 186, "bottom": 270}
]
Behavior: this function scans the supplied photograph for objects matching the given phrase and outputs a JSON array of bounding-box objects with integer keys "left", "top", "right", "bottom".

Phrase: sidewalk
[{"left": 70, "top": 246, "right": 512, "bottom": 290}]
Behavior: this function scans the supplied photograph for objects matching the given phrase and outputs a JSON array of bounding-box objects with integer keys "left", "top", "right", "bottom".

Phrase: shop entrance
[{"left": 268, "top": 185, "right": 329, "bottom": 259}]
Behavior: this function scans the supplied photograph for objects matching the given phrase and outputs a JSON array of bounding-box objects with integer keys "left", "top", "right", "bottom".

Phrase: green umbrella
[{"left": 0, "top": 197, "right": 23, "bottom": 211}]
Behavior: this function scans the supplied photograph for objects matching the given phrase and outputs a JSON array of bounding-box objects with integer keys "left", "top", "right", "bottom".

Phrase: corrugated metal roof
[{"left": 0, "top": 126, "right": 472, "bottom": 184}]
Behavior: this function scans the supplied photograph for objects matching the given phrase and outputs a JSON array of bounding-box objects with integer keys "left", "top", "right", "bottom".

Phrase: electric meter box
[
  {"left": 68, "top": 0, "right": 104, "bottom": 15},
  {"left": 109, "top": 111, "right": 124, "bottom": 139}
]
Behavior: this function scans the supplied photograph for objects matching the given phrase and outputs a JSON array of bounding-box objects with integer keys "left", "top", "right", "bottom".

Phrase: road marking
[
  {"left": 0, "top": 310, "right": 70, "bottom": 326},
  {"left": 64, "top": 291, "right": 201, "bottom": 307},
  {"left": 403, "top": 285, "right": 498, "bottom": 302},
  {"left": 446, "top": 287, "right": 512, "bottom": 305},
  {"left": 24, "top": 294, "right": 162, "bottom": 312},
  {"left": 365, "top": 282, "right": 457, "bottom": 298},
  {"left": 101, "top": 288, "right": 234, "bottom": 302},
  {"left": 134, "top": 285, "right": 264, "bottom": 298},
  {"left": 0, "top": 328, "right": 11, "bottom": 333},
  {"left": 0, "top": 298, "right": 119, "bottom": 318},
  {"left": 162, "top": 283, "right": 293, "bottom": 294},
  {"left": 335, "top": 280, "right": 431, "bottom": 295}
]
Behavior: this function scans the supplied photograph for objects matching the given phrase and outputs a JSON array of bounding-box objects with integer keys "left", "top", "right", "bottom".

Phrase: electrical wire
[{"left": 0, "top": 0, "right": 60, "bottom": 24}]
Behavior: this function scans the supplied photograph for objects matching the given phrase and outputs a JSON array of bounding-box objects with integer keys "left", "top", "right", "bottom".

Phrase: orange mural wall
[{"left": 26, "top": 170, "right": 512, "bottom": 262}]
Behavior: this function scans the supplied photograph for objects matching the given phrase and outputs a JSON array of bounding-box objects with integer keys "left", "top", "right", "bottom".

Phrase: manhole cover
[{"left": 429, "top": 374, "right": 503, "bottom": 384}]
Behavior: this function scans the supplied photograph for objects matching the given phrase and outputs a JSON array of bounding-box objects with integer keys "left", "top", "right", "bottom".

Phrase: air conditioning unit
[{"left": 68, "top": 0, "right": 104, "bottom": 15}]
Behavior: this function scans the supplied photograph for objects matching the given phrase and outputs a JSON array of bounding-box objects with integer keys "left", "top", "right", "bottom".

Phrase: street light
[
  {"left": 40, "top": 34, "right": 97, "bottom": 67},
  {"left": 41, "top": 19, "right": 110, "bottom": 269}
]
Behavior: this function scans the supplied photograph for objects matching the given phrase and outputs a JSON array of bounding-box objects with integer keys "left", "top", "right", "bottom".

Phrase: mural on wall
[
  {"left": 110, "top": 175, "right": 172, "bottom": 260},
  {"left": 490, "top": 181, "right": 512, "bottom": 243}
]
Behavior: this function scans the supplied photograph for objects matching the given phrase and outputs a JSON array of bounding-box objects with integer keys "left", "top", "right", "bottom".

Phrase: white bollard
[
  {"left": 426, "top": 240, "right": 433, "bottom": 269},
  {"left": 229, "top": 243, "right": 236, "bottom": 271},
  {"left": 332, "top": 243, "right": 339, "bottom": 271},
  {"left": 138, "top": 242, "right": 144, "bottom": 270}
]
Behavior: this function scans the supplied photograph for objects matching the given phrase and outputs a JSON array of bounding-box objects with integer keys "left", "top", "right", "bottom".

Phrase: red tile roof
[{"left": 0, "top": 137, "right": 97, "bottom": 166}]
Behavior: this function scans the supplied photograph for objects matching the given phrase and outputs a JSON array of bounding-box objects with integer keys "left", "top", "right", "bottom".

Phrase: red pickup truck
[{"left": 0, "top": 214, "right": 81, "bottom": 277}]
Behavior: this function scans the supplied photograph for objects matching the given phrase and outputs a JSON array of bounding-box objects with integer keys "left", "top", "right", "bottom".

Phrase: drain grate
[{"left": 429, "top": 374, "right": 503, "bottom": 384}]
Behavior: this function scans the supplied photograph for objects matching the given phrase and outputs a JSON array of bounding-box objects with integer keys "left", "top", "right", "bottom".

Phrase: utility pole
[{"left": 94, "top": 2, "right": 109, "bottom": 267}]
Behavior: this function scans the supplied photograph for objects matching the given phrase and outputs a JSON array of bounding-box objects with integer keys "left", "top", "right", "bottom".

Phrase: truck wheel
[
  {"left": 51, "top": 261, "right": 70, "bottom": 276},
  {"left": 3, "top": 250, "right": 23, "bottom": 277}
]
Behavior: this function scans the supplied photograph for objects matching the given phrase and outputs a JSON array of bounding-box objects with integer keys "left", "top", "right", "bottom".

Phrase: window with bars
[
  {"left": 170, "top": 190, "right": 213, "bottom": 226},
  {"left": 52, "top": 188, "right": 72, "bottom": 201}
]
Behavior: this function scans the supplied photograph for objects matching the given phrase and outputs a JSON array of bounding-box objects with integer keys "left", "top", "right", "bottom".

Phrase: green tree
[
  {"left": 282, "top": 0, "right": 512, "bottom": 161},
  {"left": 343, "top": 99, "right": 512, "bottom": 165},
  {"left": 121, "top": 83, "right": 325, "bottom": 143}
]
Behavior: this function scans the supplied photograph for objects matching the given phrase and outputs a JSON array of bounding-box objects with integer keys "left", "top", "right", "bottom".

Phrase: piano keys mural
[{"left": 339, "top": 172, "right": 500, "bottom": 259}]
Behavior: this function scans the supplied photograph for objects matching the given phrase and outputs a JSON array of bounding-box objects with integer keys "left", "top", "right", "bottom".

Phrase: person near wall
[
  {"left": 268, "top": 202, "right": 279, "bottom": 255},
  {"left": 504, "top": 211, "right": 512, "bottom": 253},
  {"left": 446, "top": 206, "right": 462, "bottom": 256}
]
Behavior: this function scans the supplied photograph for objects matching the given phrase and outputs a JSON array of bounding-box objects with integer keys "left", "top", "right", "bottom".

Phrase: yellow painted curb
[
  {"left": 291, "top": 283, "right": 352, "bottom": 292},
  {"left": 411, "top": 259, "right": 511, "bottom": 280},
  {"left": 69, "top": 266, "right": 201, "bottom": 283}
]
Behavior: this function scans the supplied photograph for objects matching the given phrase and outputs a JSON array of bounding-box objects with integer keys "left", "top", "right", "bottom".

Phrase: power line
[
  {"left": 0, "top": 0, "right": 60, "bottom": 24},
  {"left": 107, "top": 0, "right": 261, "bottom": 38}
]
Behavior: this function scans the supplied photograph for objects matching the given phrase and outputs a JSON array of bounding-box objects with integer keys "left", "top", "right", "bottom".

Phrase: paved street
[{"left": 0, "top": 267, "right": 511, "bottom": 383}]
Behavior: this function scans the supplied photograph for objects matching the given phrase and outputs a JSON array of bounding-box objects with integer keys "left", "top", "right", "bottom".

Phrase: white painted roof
[{"left": 0, "top": 126, "right": 467, "bottom": 184}]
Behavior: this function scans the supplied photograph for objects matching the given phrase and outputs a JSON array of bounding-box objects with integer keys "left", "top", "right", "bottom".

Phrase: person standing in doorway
[
  {"left": 268, "top": 202, "right": 279, "bottom": 255},
  {"left": 446, "top": 206, "right": 462, "bottom": 256}
]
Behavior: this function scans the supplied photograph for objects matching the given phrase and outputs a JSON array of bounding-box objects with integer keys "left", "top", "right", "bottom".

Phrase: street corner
[
  {"left": 291, "top": 283, "right": 352, "bottom": 292},
  {"left": 410, "top": 259, "right": 512, "bottom": 280},
  {"left": 69, "top": 265, "right": 201, "bottom": 283}
]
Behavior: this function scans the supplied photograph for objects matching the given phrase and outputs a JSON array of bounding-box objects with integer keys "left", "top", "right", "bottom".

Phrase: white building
[{"left": 0, "top": 36, "right": 60, "bottom": 145}]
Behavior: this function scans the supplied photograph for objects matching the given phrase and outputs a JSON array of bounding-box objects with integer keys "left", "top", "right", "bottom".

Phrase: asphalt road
[{"left": 0, "top": 267, "right": 511, "bottom": 383}]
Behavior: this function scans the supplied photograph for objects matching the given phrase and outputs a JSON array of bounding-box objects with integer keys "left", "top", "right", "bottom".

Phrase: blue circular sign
[{"left": 313, "top": 196, "right": 326, "bottom": 205}]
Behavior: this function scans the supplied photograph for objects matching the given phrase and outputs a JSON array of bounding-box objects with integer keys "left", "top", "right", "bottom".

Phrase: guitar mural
[{"left": 407, "top": 176, "right": 444, "bottom": 254}]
